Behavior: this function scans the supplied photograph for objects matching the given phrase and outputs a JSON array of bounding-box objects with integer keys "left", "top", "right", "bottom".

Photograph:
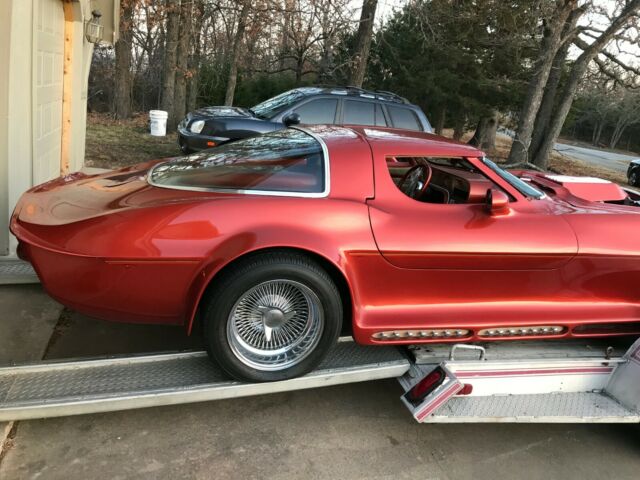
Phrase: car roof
[
  {"left": 294, "top": 86, "right": 413, "bottom": 106},
  {"left": 305, "top": 125, "right": 486, "bottom": 159}
]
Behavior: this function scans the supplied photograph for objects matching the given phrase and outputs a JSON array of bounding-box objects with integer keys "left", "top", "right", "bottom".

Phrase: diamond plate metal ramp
[
  {"left": 427, "top": 392, "right": 640, "bottom": 424},
  {"left": 0, "top": 340, "right": 409, "bottom": 421},
  {"left": 0, "top": 260, "right": 38, "bottom": 284}
]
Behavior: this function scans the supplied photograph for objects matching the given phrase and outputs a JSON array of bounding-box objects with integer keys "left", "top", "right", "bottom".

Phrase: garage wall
[
  {"left": 1, "top": 0, "right": 118, "bottom": 257},
  {"left": 2, "top": 1, "right": 35, "bottom": 256}
]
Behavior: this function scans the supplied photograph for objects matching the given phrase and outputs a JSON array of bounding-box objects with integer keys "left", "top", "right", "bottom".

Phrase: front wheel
[
  {"left": 203, "top": 252, "right": 343, "bottom": 382},
  {"left": 629, "top": 169, "right": 639, "bottom": 187}
]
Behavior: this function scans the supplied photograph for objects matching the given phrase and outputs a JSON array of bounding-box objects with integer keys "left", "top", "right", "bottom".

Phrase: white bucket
[{"left": 149, "top": 110, "right": 168, "bottom": 136}]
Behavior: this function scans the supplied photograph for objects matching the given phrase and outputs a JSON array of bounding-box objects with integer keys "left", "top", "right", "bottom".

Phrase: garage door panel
[{"left": 33, "top": 0, "right": 64, "bottom": 185}]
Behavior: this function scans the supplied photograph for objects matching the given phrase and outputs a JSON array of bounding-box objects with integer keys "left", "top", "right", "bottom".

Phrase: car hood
[
  {"left": 13, "top": 160, "right": 231, "bottom": 227},
  {"left": 188, "top": 106, "right": 256, "bottom": 120}
]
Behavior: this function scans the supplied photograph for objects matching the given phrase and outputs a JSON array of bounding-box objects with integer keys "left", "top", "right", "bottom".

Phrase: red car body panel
[{"left": 10, "top": 125, "right": 640, "bottom": 345}]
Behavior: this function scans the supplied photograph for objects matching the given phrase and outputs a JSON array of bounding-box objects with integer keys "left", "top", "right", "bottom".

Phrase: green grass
[{"left": 84, "top": 113, "right": 180, "bottom": 170}]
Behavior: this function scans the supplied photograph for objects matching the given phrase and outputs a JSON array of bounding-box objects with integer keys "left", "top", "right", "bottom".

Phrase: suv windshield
[
  {"left": 149, "top": 129, "right": 326, "bottom": 195},
  {"left": 482, "top": 158, "right": 544, "bottom": 199},
  {"left": 251, "top": 88, "right": 323, "bottom": 119}
]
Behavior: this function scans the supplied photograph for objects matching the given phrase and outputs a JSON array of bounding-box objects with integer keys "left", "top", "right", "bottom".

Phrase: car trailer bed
[{"left": 1, "top": 337, "right": 639, "bottom": 424}]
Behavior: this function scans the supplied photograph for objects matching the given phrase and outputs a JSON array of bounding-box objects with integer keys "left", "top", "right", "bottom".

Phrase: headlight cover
[{"left": 190, "top": 120, "right": 205, "bottom": 134}]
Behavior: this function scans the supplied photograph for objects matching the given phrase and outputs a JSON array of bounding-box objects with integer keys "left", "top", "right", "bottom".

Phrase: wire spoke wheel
[{"left": 227, "top": 279, "right": 324, "bottom": 371}]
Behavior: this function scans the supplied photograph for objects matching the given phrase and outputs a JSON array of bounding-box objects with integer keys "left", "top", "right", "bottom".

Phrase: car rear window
[
  {"left": 149, "top": 129, "right": 327, "bottom": 195},
  {"left": 387, "top": 106, "right": 421, "bottom": 131}
]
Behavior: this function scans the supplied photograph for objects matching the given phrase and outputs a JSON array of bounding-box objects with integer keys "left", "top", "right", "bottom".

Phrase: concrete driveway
[
  {"left": 1, "top": 284, "right": 640, "bottom": 480},
  {"left": 554, "top": 142, "right": 638, "bottom": 174}
]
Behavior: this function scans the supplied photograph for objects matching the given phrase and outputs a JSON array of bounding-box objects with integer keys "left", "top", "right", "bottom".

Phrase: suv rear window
[
  {"left": 149, "top": 129, "right": 326, "bottom": 195},
  {"left": 388, "top": 106, "right": 421, "bottom": 131},
  {"left": 343, "top": 100, "right": 376, "bottom": 125}
]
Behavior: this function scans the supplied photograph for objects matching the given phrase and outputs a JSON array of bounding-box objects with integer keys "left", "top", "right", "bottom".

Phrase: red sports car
[{"left": 11, "top": 125, "right": 640, "bottom": 381}]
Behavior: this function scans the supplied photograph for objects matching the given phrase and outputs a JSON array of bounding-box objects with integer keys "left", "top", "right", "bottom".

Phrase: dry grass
[
  {"left": 441, "top": 129, "right": 627, "bottom": 185},
  {"left": 84, "top": 112, "right": 179, "bottom": 169}
]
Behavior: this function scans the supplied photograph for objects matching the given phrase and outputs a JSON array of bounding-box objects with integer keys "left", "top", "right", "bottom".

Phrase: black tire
[
  {"left": 629, "top": 169, "right": 639, "bottom": 187},
  {"left": 203, "top": 251, "right": 343, "bottom": 382},
  {"left": 180, "top": 142, "right": 194, "bottom": 154}
]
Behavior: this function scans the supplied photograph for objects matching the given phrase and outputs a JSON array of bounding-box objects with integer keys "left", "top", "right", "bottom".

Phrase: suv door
[
  {"left": 341, "top": 99, "right": 387, "bottom": 126},
  {"left": 289, "top": 98, "right": 338, "bottom": 124}
]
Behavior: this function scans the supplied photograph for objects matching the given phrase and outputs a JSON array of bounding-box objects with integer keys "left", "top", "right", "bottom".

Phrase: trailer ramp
[
  {"left": 0, "top": 339, "right": 409, "bottom": 421},
  {"left": 401, "top": 339, "right": 640, "bottom": 423}
]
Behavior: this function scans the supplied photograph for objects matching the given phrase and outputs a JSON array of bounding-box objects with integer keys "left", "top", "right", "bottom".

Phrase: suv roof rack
[{"left": 312, "top": 85, "right": 410, "bottom": 105}]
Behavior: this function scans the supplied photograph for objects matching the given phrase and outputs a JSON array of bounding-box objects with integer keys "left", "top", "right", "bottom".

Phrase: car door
[{"left": 366, "top": 152, "right": 579, "bottom": 327}]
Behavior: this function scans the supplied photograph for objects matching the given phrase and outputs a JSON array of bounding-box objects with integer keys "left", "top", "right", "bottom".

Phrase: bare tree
[
  {"left": 349, "top": 0, "right": 378, "bottom": 87},
  {"left": 174, "top": 0, "right": 193, "bottom": 122},
  {"left": 161, "top": 0, "right": 182, "bottom": 129},
  {"left": 528, "top": 7, "right": 584, "bottom": 161},
  {"left": 507, "top": 1, "right": 580, "bottom": 164},
  {"left": 533, "top": 0, "right": 640, "bottom": 168},
  {"left": 114, "top": 0, "right": 136, "bottom": 119},
  {"left": 224, "top": 1, "right": 250, "bottom": 106}
]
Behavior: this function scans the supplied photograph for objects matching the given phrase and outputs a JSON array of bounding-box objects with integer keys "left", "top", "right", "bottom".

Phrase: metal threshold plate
[
  {"left": 0, "top": 340, "right": 409, "bottom": 421},
  {"left": 427, "top": 392, "right": 640, "bottom": 423},
  {"left": 0, "top": 260, "right": 38, "bottom": 285}
]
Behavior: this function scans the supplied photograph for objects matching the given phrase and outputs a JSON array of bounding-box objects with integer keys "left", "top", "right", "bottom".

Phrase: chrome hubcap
[{"left": 227, "top": 279, "right": 324, "bottom": 371}]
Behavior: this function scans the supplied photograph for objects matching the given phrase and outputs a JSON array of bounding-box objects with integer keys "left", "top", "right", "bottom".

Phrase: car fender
[{"left": 182, "top": 199, "right": 377, "bottom": 334}]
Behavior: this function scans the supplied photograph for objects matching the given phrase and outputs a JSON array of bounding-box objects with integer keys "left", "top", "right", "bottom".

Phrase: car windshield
[
  {"left": 250, "top": 88, "right": 323, "bottom": 119},
  {"left": 149, "top": 129, "right": 326, "bottom": 195},
  {"left": 482, "top": 157, "right": 544, "bottom": 199}
]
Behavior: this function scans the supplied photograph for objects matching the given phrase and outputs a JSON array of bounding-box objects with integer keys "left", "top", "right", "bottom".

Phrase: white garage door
[{"left": 33, "top": 0, "right": 64, "bottom": 184}]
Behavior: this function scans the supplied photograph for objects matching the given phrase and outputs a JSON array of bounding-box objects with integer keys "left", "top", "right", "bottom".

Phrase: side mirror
[
  {"left": 283, "top": 113, "right": 301, "bottom": 126},
  {"left": 486, "top": 189, "right": 510, "bottom": 216}
]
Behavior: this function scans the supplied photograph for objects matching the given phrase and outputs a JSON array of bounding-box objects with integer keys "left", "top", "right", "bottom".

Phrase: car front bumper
[{"left": 177, "top": 126, "right": 229, "bottom": 152}]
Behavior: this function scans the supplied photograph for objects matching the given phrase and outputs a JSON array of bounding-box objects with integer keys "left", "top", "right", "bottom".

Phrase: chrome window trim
[{"left": 147, "top": 126, "right": 331, "bottom": 198}]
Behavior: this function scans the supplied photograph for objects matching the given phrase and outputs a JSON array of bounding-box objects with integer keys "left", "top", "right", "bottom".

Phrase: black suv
[{"left": 177, "top": 86, "right": 432, "bottom": 153}]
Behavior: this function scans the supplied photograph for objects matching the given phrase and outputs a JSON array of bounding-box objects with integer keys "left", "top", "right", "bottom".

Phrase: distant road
[{"left": 553, "top": 142, "right": 638, "bottom": 174}]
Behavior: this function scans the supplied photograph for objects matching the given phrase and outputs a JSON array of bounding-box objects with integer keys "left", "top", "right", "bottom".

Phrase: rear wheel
[
  {"left": 203, "top": 252, "right": 343, "bottom": 382},
  {"left": 629, "top": 169, "right": 639, "bottom": 187}
]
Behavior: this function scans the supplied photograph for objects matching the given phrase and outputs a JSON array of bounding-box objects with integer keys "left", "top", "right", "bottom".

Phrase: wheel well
[{"left": 193, "top": 247, "right": 354, "bottom": 337}]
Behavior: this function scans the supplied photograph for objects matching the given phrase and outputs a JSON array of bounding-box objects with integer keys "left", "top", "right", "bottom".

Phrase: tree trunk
[
  {"left": 187, "top": 0, "right": 204, "bottom": 113},
  {"left": 468, "top": 111, "right": 498, "bottom": 151},
  {"left": 114, "top": 0, "right": 135, "bottom": 119},
  {"left": 533, "top": 0, "right": 640, "bottom": 169},
  {"left": 434, "top": 106, "right": 446, "bottom": 136},
  {"left": 224, "top": 1, "right": 250, "bottom": 106},
  {"left": 507, "top": 1, "right": 578, "bottom": 164},
  {"left": 610, "top": 119, "right": 628, "bottom": 149},
  {"left": 173, "top": 0, "right": 193, "bottom": 124},
  {"left": 453, "top": 114, "right": 466, "bottom": 141},
  {"left": 160, "top": 0, "right": 181, "bottom": 130},
  {"left": 528, "top": 8, "right": 581, "bottom": 161},
  {"left": 348, "top": 0, "right": 378, "bottom": 87}
]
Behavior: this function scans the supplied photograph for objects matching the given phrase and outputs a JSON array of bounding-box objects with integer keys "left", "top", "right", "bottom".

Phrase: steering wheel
[{"left": 398, "top": 164, "right": 433, "bottom": 200}]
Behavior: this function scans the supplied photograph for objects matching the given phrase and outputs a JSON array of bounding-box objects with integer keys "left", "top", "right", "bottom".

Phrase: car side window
[
  {"left": 292, "top": 98, "right": 338, "bottom": 124},
  {"left": 387, "top": 156, "right": 498, "bottom": 205},
  {"left": 343, "top": 100, "right": 376, "bottom": 125},
  {"left": 375, "top": 104, "right": 387, "bottom": 126},
  {"left": 387, "top": 106, "right": 421, "bottom": 131}
]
